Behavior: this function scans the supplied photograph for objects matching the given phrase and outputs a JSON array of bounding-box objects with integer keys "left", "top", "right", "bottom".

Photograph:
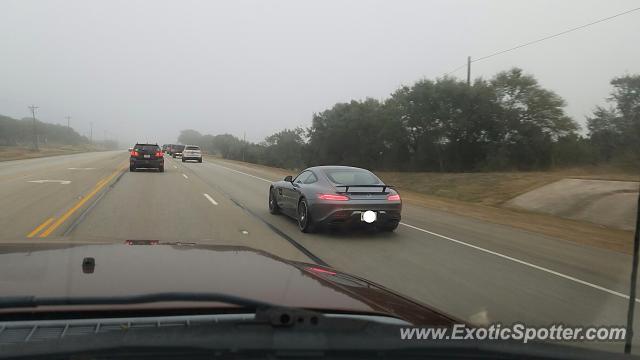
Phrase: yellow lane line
[
  {"left": 37, "top": 163, "right": 126, "bottom": 238},
  {"left": 94, "top": 178, "right": 108, "bottom": 188},
  {"left": 26, "top": 217, "right": 55, "bottom": 238}
]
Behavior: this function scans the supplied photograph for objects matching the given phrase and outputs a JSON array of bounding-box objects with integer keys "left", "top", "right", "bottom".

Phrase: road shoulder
[{"left": 204, "top": 155, "right": 634, "bottom": 254}]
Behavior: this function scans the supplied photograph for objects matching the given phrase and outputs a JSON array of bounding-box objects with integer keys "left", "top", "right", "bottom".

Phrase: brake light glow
[
  {"left": 387, "top": 194, "right": 401, "bottom": 201},
  {"left": 130, "top": 150, "right": 139, "bottom": 156},
  {"left": 306, "top": 266, "right": 337, "bottom": 276},
  {"left": 155, "top": 151, "right": 163, "bottom": 157},
  {"left": 317, "top": 194, "right": 349, "bottom": 201}
]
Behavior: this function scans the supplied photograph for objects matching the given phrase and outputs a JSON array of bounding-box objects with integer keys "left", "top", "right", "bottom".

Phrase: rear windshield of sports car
[{"left": 323, "top": 169, "right": 382, "bottom": 185}]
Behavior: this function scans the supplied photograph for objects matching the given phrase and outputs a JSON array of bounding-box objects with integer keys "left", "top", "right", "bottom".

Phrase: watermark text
[{"left": 400, "top": 324, "right": 626, "bottom": 344}]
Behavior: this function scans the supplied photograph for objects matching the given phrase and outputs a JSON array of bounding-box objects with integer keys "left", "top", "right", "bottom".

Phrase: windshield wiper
[{"left": 0, "top": 292, "right": 276, "bottom": 310}]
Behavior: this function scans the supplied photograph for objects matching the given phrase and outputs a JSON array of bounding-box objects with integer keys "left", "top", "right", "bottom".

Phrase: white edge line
[
  {"left": 203, "top": 193, "right": 218, "bottom": 206},
  {"left": 400, "top": 222, "right": 639, "bottom": 303},
  {"left": 207, "top": 162, "right": 272, "bottom": 183},
  {"left": 210, "top": 160, "right": 639, "bottom": 303},
  {"left": 182, "top": 174, "right": 189, "bottom": 179}
]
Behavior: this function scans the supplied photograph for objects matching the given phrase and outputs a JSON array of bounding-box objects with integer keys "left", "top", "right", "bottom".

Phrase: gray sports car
[{"left": 268, "top": 166, "right": 402, "bottom": 233}]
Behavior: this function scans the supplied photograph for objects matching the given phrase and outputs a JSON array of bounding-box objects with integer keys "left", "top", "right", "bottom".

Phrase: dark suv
[
  {"left": 171, "top": 144, "right": 185, "bottom": 158},
  {"left": 130, "top": 143, "right": 164, "bottom": 172}
]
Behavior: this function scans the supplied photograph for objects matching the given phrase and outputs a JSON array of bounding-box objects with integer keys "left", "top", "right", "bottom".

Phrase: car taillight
[
  {"left": 317, "top": 194, "right": 349, "bottom": 201},
  {"left": 306, "top": 266, "right": 337, "bottom": 275},
  {"left": 155, "top": 151, "right": 163, "bottom": 157},
  {"left": 387, "top": 194, "right": 401, "bottom": 201},
  {"left": 130, "top": 151, "right": 139, "bottom": 156}
]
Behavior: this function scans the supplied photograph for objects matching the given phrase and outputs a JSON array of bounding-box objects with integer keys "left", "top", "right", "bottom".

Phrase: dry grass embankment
[
  {"left": 207, "top": 155, "right": 637, "bottom": 253},
  {"left": 0, "top": 145, "right": 102, "bottom": 162},
  {"left": 377, "top": 166, "right": 639, "bottom": 207}
]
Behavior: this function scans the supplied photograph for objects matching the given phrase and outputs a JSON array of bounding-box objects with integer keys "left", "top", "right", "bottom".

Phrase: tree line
[
  {"left": 179, "top": 68, "right": 639, "bottom": 172},
  {"left": 0, "top": 114, "right": 89, "bottom": 147}
]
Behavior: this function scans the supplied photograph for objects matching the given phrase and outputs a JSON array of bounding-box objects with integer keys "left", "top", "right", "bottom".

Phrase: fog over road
[{"left": 1, "top": 151, "right": 638, "bottom": 350}]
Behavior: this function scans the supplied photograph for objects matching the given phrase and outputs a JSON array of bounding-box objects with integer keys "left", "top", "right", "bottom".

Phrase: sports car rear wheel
[
  {"left": 268, "top": 188, "right": 280, "bottom": 214},
  {"left": 297, "top": 198, "right": 316, "bottom": 233}
]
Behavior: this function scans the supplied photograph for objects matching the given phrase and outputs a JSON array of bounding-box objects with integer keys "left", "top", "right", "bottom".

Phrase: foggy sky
[{"left": 1, "top": 0, "right": 639, "bottom": 145}]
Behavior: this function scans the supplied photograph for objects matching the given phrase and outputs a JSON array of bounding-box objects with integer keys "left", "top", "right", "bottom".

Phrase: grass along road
[
  {"left": 204, "top": 155, "right": 636, "bottom": 254},
  {"left": 0, "top": 145, "right": 107, "bottom": 162}
]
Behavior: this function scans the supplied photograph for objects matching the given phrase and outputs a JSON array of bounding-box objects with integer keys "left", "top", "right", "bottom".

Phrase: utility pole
[
  {"left": 89, "top": 122, "right": 93, "bottom": 144},
  {"left": 624, "top": 192, "right": 640, "bottom": 354},
  {"left": 466, "top": 56, "right": 471, "bottom": 86},
  {"left": 242, "top": 131, "right": 246, "bottom": 162},
  {"left": 28, "top": 105, "right": 39, "bottom": 151},
  {"left": 65, "top": 116, "right": 71, "bottom": 143}
]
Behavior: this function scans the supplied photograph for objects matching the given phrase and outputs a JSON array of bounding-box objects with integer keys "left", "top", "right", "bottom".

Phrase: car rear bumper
[
  {"left": 182, "top": 154, "right": 202, "bottom": 160},
  {"left": 130, "top": 158, "right": 164, "bottom": 168},
  {"left": 310, "top": 201, "right": 402, "bottom": 227}
]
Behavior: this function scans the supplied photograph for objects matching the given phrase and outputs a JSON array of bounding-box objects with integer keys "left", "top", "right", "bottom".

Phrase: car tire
[
  {"left": 378, "top": 221, "right": 399, "bottom": 232},
  {"left": 297, "top": 198, "right": 316, "bottom": 233},
  {"left": 198, "top": 158, "right": 202, "bottom": 163},
  {"left": 159, "top": 166, "right": 164, "bottom": 173},
  {"left": 172, "top": 154, "right": 176, "bottom": 158},
  {"left": 129, "top": 165, "right": 136, "bottom": 172},
  {"left": 182, "top": 158, "right": 186, "bottom": 162},
  {"left": 268, "top": 187, "right": 280, "bottom": 215}
]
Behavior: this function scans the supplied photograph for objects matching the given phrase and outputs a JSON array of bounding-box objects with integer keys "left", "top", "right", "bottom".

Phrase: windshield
[{"left": 0, "top": 1, "right": 639, "bottom": 358}]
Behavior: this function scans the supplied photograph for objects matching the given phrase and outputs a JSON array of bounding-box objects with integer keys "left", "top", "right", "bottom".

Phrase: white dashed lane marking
[{"left": 203, "top": 193, "right": 218, "bottom": 206}]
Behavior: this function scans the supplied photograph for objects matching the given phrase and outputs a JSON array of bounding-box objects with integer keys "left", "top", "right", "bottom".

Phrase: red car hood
[{"left": 0, "top": 243, "right": 457, "bottom": 325}]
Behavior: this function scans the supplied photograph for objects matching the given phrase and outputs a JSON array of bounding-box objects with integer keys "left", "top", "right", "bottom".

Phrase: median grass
[{"left": 0, "top": 144, "right": 101, "bottom": 162}]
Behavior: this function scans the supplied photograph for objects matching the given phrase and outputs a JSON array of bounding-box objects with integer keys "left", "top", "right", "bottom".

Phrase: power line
[
  {"left": 442, "top": 6, "right": 640, "bottom": 76},
  {"left": 473, "top": 6, "right": 640, "bottom": 63},
  {"left": 444, "top": 63, "right": 467, "bottom": 76}
]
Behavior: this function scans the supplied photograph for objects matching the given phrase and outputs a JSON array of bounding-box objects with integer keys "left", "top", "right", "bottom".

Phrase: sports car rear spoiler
[{"left": 335, "top": 184, "right": 393, "bottom": 193}]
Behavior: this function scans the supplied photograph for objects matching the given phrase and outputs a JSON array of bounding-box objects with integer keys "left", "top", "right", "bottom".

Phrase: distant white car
[{"left": 182, "top": 145, "right": 202, "bottom": 163}]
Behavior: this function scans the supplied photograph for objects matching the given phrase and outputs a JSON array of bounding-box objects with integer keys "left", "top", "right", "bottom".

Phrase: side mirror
[{"left": 284, "top": 175, "right": 293, "bottom": 182}]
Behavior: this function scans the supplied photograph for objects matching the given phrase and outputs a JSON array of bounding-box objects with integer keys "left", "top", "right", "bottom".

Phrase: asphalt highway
[{"left": 1, "top": 150, "right": 638, "bottom": 351}]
